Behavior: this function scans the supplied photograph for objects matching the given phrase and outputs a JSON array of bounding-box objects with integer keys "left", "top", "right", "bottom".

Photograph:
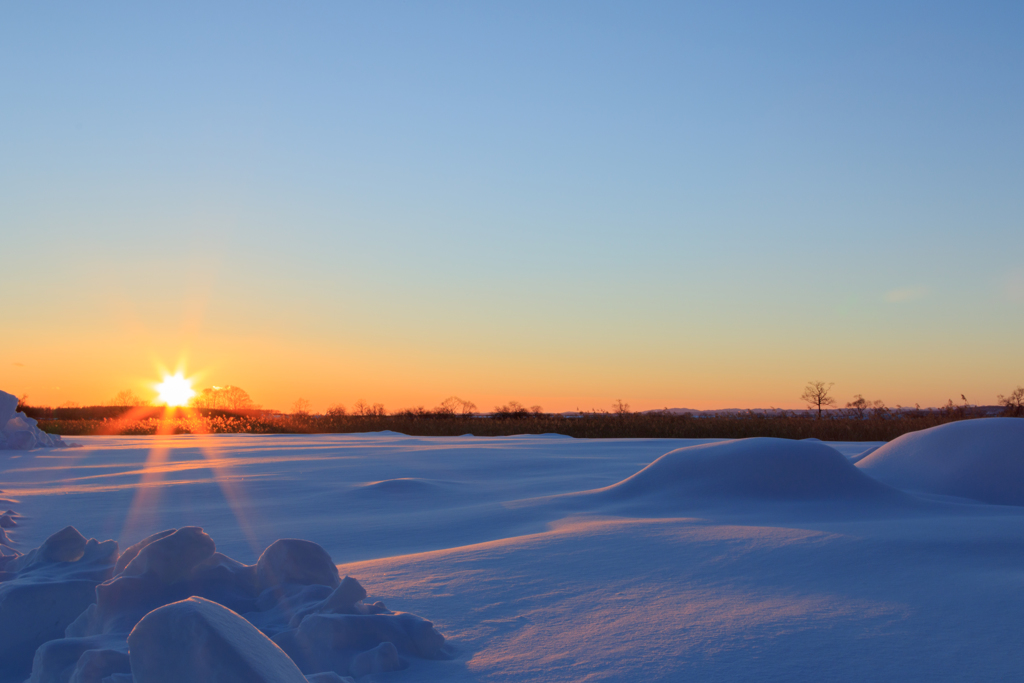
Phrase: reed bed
[{"left": 35, "top": 407, "right": 1010, "bottom": 442}]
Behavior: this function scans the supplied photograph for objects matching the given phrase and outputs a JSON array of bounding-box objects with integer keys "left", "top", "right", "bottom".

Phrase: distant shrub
[
  {"left": 34, "top": 405, "right": 1008, "bottom": 441},
  {"left": 998, "top": 387, "right": 1024, "bottom": 417}
]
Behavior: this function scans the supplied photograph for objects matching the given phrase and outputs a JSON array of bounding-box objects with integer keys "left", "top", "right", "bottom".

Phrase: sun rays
[
  {"left": 119, "top": 362, "right": 263, "bottom": 558},
  {"left": 154, "top": 372, "right": 195, "bottom": 407}
]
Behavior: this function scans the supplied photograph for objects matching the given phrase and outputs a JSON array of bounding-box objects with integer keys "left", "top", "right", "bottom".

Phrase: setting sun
[{"left": 155, "top": 372, "right": 195, "bottom": 407}]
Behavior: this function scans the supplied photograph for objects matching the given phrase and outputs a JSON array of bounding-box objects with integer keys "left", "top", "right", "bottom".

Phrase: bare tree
[
  {"left": 494, "top": 401, "right": 529, "bottom": 419},
  {"left": 998, "top": 386, "right": 1024, "bottom": 417},
  {"left": 191, "top": 386, "right": 256, "bottom": 411},
  {"left": 613, "top": 399, "right": 631, "bottom": 416},
  {"left": 292, "top": 398, "right": 311, "bottom": 416},
  {"left": 109, "top": 389, "right": 147, "bottom": 407},
  {"left": 436, "top": 396, "right": 473, "bottom": 416},
  {"left": 801, "top": 381, "right": 835, "bottom": 419},
  {"left": 845, "top": 394, "right": 868, "bottom": 419}
]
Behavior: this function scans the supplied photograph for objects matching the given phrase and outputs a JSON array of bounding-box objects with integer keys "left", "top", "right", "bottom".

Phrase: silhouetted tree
[
  {"left": 998, "top": 386, "right": 1024, "bottom": 417},
  {"left": 191, "top": 386, "right": 255, "bottom": 411},
  {"left": 494, "top": 401, "right": 530, "bottom": 419},
  {"left": 801, "top": 381, "right": 835, "bottom": 419},
  {"left": 109, "top": 389, "right": 147, "bottom": 407},
  {"left": 435, "top": 396, "right": 477, "bottom": 416}
]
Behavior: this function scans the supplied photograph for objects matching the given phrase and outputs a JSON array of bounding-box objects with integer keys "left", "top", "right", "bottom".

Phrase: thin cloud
[
  {"left": 12, "top": 362, "right": 25, "bottom": 367},
  {"left": 884, "top": 286, "right": 928, "bottom": 303}
]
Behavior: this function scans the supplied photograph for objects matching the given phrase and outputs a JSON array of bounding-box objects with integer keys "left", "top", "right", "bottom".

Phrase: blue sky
[{"left": 2, "top": 2, "right": 1022, "bottom": 410}]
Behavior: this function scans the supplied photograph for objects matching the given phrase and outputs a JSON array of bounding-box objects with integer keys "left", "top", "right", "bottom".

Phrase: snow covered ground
[{"left": 2, "top": 422, "right": 1023, "bottom": 681}]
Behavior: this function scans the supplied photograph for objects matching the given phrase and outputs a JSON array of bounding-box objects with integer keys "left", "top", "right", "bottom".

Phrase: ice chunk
[
  {"left": 0, "top": 530, "right": 118, "bottom": 679},
  {"left": 0, "top": 391, "right": 17, "bottom": 428},
  {"left": 28, "top": 634, "right": 128, "bottom": 683},
  {"left": 256, "top": 539, "right": 340, "bottom": 591},
  {"left": 5, "top": 427, "right": 36, "bottom": 451},
  {"left": 112, "top": 529, "right": 175, "bottom": 575},
  {"left": 0, "top": 578, "right": 100, "bottom": 676},
  {"left": 0, "top": 389, "right": 68, "bottom": 450},
  {"left": 120, "top": 527, "right": 216, "bottom": 583},
  {"left": 305, "top": 673, "right": 354, "bottom": 683},
  {"left": 321, "top": 577, "right": 367, "bottom": 613},
  {"left": 288, "top": 611, "right": 446, "bottom": 661},
  {"left": 67, "top": 646, "right": 132, "bottom": 683},
  {"left": 40, "top": 526, "right": 88, "bottom": 563},
  {"left": 350, "top": 641, "right": 401, "bottom": 678},
  {"left": 72, "top": 544, "right": 260, "bottom": 638},
  {"left": 127, "top": 596, "right": 308, "bottom": 683}
]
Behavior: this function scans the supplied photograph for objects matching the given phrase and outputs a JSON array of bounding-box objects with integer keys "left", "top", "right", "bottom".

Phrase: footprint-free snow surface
[{"left": 1, "top": 424, "right": 1023, "bottom": 682}]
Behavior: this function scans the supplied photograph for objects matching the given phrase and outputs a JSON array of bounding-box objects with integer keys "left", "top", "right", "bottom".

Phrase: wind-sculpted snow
[
  {"left": 5, "top": 432, "right": 1024, "bottom": 681},
  {"left": 612, "top": 438, "right": 897, "bottom": 500},
  {"left": 0, "top": 390, "right": 68, "bottom": 451},
  {"left": 541, "top": 438, "right": 914, "bottom": 515},
  {"left": 857, "top": 417, "right": 1024, "bottom": 505},
  {"left": 0, "top": 525, "right": 449, "bottom": 683}
]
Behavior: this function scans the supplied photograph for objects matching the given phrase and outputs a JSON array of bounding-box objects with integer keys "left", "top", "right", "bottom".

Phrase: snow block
[
  {"left": 281, "top": 611, "right": 446, "bottom": 666},
  {"left": 350, "top": 641, "right": 402, "bottom": 678},
  {"left": 28, "top": 634, "right": 128, "bottom": 683},
  {"left": 257, "top": 539, "right": 341, "bottom": 591},
  {"left": 0, "top": 392, "right": 18, "bottom": 430},
  {"left": 71, "top": 532, "right": 260, "bottom": 638},
  {"left": 3, "top": 527, "right": 446, "bottom": 683},
  {"left": 127, "top": 596, "right": 308, "bottom": 683},
  {"left": 0, "top": 529, "right": 118, "bottom": 678},
  {"left": 0, "top": 390, "right": 67, "bottom": 450},
  {"left": 858, "top": 418, "right": 1024, "bottom": 505},
  {"left": 121, "top": 527, "right": 216, "bottom": 583},
  {"left": 305, "top": 673, "right": 354, "bottom": 683}
]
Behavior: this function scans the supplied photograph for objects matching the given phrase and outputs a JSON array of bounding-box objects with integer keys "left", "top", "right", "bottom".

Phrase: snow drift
[
  {"left": 0, "top": 526, "right": 449, "bottom": 683},
  {"left": 568, "top": 437, "right": 911, "bottom": 510},
  {"left": 857, "top": 418, "right": 1024, "bottom": 505},
  {"left": 0, "top": 390, "right": 67, "bottom": 450},
  {"left": 532, "top": 440, "right": 917, "bottom": 516}
]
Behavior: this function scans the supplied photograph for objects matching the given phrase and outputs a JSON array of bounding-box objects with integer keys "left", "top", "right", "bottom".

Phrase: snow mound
[
  {"left": 593, "top": 438, "right": 906, "bottom": 505},
  {"left": 127, "top": 596, "right": 307, "bottom": 683},
  {"left": 0, "top": 526, "right": 449, "bottom": 683},
  {"left": 0, "top": 390, "right": 68, "bottom": 450},
  {"left": 0, "top": 526, "right": 119, "bottom": 676},
  {"left": 857, "top": 418, "right": 1024, "bottom": 505}
]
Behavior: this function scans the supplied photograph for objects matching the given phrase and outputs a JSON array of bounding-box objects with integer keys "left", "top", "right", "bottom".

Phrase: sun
[{"left": 155, "top": 372, "right": 195, "bottom": 407}]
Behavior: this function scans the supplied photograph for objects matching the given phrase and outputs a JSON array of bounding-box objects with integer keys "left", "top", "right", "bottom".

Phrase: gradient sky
[{"left": 2, "top": 1, "right": 1022, "bottom": 412}]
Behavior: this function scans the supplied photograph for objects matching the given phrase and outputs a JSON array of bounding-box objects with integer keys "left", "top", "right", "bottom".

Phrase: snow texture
[
  {"left": 127, "top": 596, "right": 307, "bottom": 683},
  {"left": 0, "top": 390, "right": 67, "bottom": 451},
  {"left": 1, "top": 420, "right": 1023, "bottom": 681},
  {"left": 858, "top": 417, "right": 1024, "bottom": 505},
  {"left": 0, "top": 523, "right": 447, "bottom": 683}
]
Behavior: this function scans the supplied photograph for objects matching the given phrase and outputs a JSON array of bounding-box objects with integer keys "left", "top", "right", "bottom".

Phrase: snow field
[{"left": 0, "top": 420, "right": 1021, "bottom": 681}]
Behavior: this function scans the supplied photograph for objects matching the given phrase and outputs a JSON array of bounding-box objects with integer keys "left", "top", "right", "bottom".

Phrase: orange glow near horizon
[{"left": 154, "top": 372, "right": 195, "bottom": 407}]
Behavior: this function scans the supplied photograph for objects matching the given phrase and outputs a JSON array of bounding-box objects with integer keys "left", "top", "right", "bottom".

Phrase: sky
[{"left": 2, "top": 1, "right": 1022, "bottom": 413}]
